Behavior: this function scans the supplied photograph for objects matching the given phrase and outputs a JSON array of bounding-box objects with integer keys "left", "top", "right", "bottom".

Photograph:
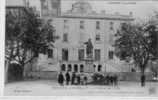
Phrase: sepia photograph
[{"left": 3, "top": 0, "right": 158, "bottom": 96}]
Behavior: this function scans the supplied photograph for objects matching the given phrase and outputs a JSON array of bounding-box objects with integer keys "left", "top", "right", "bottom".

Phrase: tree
[
  {"left": 114, "top": 22, "right": 157, "bottom": 87},
  {"left": 5, "top": 7, "right": 58, "bottom": 82},
  {"left": 147, "top": 11, "right": 158, "bottom": 78}
]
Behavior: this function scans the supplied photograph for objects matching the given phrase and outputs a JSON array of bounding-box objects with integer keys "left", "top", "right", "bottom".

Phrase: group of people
[
  {"left": 104, "top": 74, "right": 118, "bottom": 86},
  {"left": 58, "top": 72, "right": 88, "bottom": 86},
  {"left": 58, "top": 72, "right": 118, "bottom": 86}
]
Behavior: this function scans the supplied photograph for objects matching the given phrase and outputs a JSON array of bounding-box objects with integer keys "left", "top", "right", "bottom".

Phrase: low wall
[
  {"left": 25, "top": 71, "right": 58, "bottom": 80},
  {"left": 25, "top": 71, "right": 153, "bottom": 81},
  {"left": 104, "top": 72, "right": 153, "bottom": 81}
]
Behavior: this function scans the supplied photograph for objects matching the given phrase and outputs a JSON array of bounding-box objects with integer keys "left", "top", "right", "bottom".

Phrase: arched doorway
[
  {"left": 61, "top": 64, "right": 66, "bottom": 71},
  {"left": 80, "top": 64, "right": 84, "bottom": 72},
  {"left": 74, "top": 64, "right": 78, "bottom": 72},
  {"left": 68, "top": 64, "right": 72, "bottom": 71},
  {"left": 98, "top": 65, "right": 102, "bottom": 72}
]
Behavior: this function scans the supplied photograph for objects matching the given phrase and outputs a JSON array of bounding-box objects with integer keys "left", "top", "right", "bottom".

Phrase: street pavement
[{"left": 4, "top": 80, "right": 158, "bottom": 96}]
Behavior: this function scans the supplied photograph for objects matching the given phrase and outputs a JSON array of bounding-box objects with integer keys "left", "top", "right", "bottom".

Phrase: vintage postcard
[{"left": 1, "top": 0, "right": 158, "bottom": 97}]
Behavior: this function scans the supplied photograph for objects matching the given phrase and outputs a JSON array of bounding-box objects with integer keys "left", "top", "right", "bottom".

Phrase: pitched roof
[{"left": 61, "top": 1, "right": 134, "bottom": 21}]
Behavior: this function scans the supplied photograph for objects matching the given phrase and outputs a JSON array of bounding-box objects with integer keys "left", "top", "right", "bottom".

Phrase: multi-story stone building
[{"left": 31, "top": 0, "right": 134, "bottom": 75}]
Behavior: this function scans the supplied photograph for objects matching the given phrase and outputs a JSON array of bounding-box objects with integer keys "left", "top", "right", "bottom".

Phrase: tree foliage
[
  {"left": 5, "top": 7, "right": 57, "bottom": 67},
  {"left": 114, "top": 22, "right": 157, "bottom": 74}
]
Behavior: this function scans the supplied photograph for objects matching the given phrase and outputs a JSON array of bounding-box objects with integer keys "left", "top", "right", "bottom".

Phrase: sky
[{"left": 7, "top": 0, "right": 158, "bottom": 21}]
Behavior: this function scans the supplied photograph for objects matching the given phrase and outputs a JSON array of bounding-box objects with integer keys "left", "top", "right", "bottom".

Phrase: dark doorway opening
[
  {"left": 68, "top": 64, "right": 72, "bottom": 71},
  {"left": 74, "top": 64, "right": 78, "bottom": 72},
  {"left": 98, "top": 65, "right": 102, "bottom": 72},
  {"left": 61, "top": 64, "right": 66, "bottom": 71},
  {"left": 80, "top": 64, "right": 84, "bottom": 72}
]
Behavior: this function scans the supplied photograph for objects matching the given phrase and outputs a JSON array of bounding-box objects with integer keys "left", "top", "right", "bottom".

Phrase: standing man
[
  {"left": 106, "top": 74, "right": 110, "bottom": 85},
  {"left": 84, "top": 76, "right": 88, "bottom": 85},
  {"left": 71, "top": 72, "right": 76, "bottom": 85},
  {"left": 80, "top": 74, "right": 84, "bottom": 85},
  {"left": 65, "top": 71, "right": 70, "bottom": 85},
  {"left": 141, "top": 74, "right": 146, "bottom": 87},
  {"left": 109, "top": 75, "right": 113, "bottom": 86},
  {"left": 77, "top": 74, "right": 81, "bottom": 85},
  {"left": 113, "top": 74, "right": 117, "bottom": 86},
  {"left": 58, "top": 72, "right": 64, "bottom": 86}
]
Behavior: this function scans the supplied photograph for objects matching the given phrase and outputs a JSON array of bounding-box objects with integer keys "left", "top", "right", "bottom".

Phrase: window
[
  {"left": 61, "top": 64, "right": 66, "bottom": 71},
  {"left": 121, "top": 23, "right": 126, "bottom": 27},
  {"left": 96, "top": 34, "right": 100, "bottom": 41},
  {"left": 74, "top": 64, "right": 78, "bottom": 72},
  {"left": 34, "top": 52, "right": 39, "bottom": 57},
  {"left": 41, "top": 46, "right": 47, "bottom": 54},
  {"left": 98, "top": 65, "right": 102, "bottom": 72},
  {"left": 109, "top": 51, "right": 114, "bottom": 59},
  {"left": 64, "top": 20, "right": 68, "bottom": 23},
  {"left": 96, "top": 21, "right": 100, "bottom": 29},
  {"left": 62, "top": 49, "right": 68, "bottom": 61},
  {"left": 110, "top": 22, "right": 114, "bottom": 30},
  {"left": 64, "top": 20, "right": 68, "bottom": 28},
  {"left": 80, "top": 21, "right": 84, "bottom": 29},
  {"left": 80, "top": 65, "right": 84, "bottom": 72},
  {"left": 48, "top": 49, "right": 53, "bottom": 58},
  {"left": 95, "top": 49, "right": 101, "bottom": 61},
  {"left": 63, "top": 33, "right": 68, "bottom": 42},
  {"left": 109, "top": 34, "right": 114, "bottom": 44},
  {"left": 47, "top": 32, "right": 53, "bottom": 42},
  {"left": 121, "top": 23, "right": 126, "bottom": 29},
  {"left": 78, "top": 49, "right": 84, "bottom": 61}
]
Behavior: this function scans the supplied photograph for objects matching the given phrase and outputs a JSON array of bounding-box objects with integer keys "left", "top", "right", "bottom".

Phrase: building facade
[{"left": 31, "top": 0, "right": 134, "bottom": 74}]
